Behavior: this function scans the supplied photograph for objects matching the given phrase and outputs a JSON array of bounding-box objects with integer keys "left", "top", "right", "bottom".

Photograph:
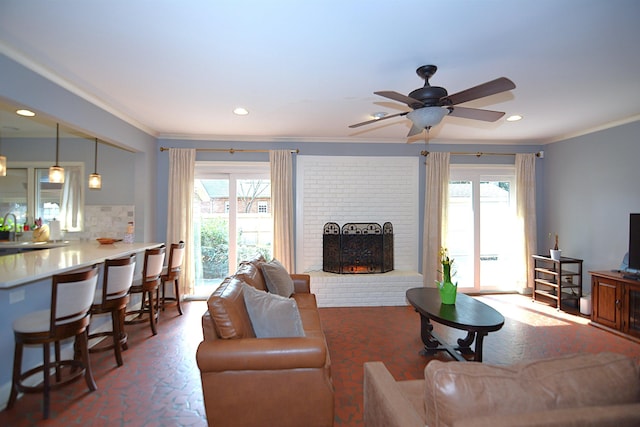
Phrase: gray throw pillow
[
  {"left": 260, "top": 258, "right": 295, "bottom": 297},
  {"left": 242, "top": 284, "right": 305, "bottom": 338}
]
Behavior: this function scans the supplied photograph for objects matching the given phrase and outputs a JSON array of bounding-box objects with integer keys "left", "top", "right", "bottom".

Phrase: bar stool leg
[
  {"left": 43, "top": 342, "right": 51, "bottom": 419},
  {"left": 120, "top": 308, "right": 128, "bottom": 351},
  {"left": 111, "top": 308, "right": 124, "bottom": 366},
  {"left": 7, "top": 342, "right": 22, "bottom": 410},
  {"left": 147, "top": 290, "right": 158, "bottom": 336},
  {"left": 78, "top": 330, "right": 97, "bottom": 391},
  {"left": 174, "top": 278, "right": 183, "bottom": 315}
]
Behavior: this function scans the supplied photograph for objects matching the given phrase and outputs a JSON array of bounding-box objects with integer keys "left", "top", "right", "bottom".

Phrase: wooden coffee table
[{"left": 406, "top": 287, "right": 504, "bottom": 362}]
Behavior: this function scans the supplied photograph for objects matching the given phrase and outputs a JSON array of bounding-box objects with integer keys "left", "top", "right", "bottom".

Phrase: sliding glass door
[
  {"left": 448, "top": 165, "right": 518, "bottom": 292},
  {"left": 193, "top": 162, "right": 271, "bottom": 296}
]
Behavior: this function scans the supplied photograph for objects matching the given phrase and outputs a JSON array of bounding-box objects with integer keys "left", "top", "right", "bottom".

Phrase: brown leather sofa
[
  {"left": 196, "top": 255, "right": 334, "bottom": 427},
  {"left": 364, "top": 352, "right": 640, "bottom": 427}
]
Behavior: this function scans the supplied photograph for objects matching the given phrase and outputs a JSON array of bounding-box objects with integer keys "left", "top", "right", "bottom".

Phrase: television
[{"left": 628, "top": 213, "right": 640, "bottom": 274}]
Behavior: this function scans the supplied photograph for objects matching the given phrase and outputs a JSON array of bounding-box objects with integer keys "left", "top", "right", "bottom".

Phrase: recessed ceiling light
[
  {"left": 506, "top": 114, "right": 523, "bottom": 122},
  {"left": 233, "top": 107, "right": 249, "bottom": 116},
  {"left": 371, "top": 112, "right": 387, "bottom": 120},
  {"left": 16, "top": 109, "right": 35, "bottom": 117}
]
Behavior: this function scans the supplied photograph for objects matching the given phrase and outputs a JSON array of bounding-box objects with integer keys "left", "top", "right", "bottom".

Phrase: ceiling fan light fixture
[
  {"left": 371, "top": 112, "right": 387, "bottom": 120},
  {"left": 407, "top": 106, "right": 449, "bottom": 129},
  {"left": 506, "top": 114, "right": 523, "bottom": 122}
]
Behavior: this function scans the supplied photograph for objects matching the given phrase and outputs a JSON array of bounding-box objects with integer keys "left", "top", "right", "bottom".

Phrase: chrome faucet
[{"left": 2, "top": 213, "right": 17, "bottom": 241}]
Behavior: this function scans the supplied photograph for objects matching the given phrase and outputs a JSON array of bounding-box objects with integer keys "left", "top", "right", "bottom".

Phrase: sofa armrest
[
  {"left": 363, "top": 362, "right": 424, "bottom": 427},
  {"left": 457, "top": 403, "right": 640, "bottom": 427},
  {"left": 291, "top": 273, "right": 310, "bottom": 293},
  {"left": 197, "top": 336, "right": 327, "bottom": 372}
]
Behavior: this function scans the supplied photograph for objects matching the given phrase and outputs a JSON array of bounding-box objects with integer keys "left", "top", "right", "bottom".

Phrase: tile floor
[{"left": 1, "top": 294, "right": 639, "bottom": 426}]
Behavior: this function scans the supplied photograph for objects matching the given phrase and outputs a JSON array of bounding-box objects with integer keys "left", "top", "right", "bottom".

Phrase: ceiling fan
[{"left": 349, "top": 65, "right": 516, "bottom": 137}]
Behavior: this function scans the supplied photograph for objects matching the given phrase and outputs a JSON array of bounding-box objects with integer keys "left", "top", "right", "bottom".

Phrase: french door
[
  {"left": 193, "top": 162, "right": 272, "bottom": 296},
  {"left": 447, "top": 165, "right": 519, "bottom": 292}
]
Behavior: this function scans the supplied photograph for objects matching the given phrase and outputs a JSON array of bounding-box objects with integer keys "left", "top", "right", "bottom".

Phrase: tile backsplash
[{"left": 82, "top": 205, "right": 135, "bottom": 240}]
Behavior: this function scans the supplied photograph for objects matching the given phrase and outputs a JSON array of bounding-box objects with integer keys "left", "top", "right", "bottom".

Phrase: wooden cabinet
[
  {"left": 591, "top": 271, "right": 640, "bottom": 340},
  {"left": 532, "top": 255, "right": 583, "bottom": 311}
]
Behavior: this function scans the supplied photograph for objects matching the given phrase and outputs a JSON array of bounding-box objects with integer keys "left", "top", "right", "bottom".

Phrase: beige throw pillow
[
  {"left": 260, "top": 259, "right": 295, "bottom": 297},
  {"left": 242, "top": 284, "right": 305, "bottom": 338}
]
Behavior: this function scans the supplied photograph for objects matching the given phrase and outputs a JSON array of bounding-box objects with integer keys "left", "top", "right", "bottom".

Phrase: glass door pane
[
  {"left": 236, "top": 179, "right": 272, "bottom": 264},
  {"left": 448, "top": 180, "right": 474, "bottom": 290},
  {"left": 479, "top": 179, "right": 517, "bottom": 291},
  {"left": 194, "top": 178, "right": 230, "bottom": 296}
]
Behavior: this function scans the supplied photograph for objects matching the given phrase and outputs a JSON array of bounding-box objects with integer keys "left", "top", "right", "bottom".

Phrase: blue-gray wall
[
  {"left": 539, "top": 121, "right": 640, "bottom": 291},
  {"left": 0, "top": 53, "right": 158, "bottom": 241},
  {"left": 2, "top": 52, "right": 638, "bottom": 288}
]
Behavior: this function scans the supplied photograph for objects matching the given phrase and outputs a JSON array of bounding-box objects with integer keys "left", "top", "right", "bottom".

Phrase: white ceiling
[{"left": 1, "top": 0, "right": 639, "bottom": 145}]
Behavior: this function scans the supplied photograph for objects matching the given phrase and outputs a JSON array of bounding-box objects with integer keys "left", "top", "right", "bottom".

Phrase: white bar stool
[
  {"left": 89, "top": 254, "right": 136, "bottom": 366},
  {"left": 161, "top": 241, "right": 185, "bottom": 315},
  {"left": 6, "top": 265, "right": 99, "bottom": 419},
  {"left": 125, "top": 245, "right": 166, "bottom": 336}
]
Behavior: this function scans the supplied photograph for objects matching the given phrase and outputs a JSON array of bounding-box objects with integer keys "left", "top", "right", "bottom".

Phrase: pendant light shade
[
  {"left": 0, "top": 130, "right": 6, "bottom": 177},
  {"left": 49, "top": 123, "right": 64, "bottom": 184},
  {"left": 88, "top": 137, "right": 102, "bottom": 189}
]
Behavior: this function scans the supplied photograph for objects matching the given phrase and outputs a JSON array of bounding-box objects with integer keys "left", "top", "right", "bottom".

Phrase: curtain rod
[
  {"left": 421, "top": 150, "right": 543, "bottom": 158},
  {"left": 159, "top": 147, "right": 298, "bottom": 154}
]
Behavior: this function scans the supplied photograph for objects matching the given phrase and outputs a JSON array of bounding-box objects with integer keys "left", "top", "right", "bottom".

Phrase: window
[
  {"left": 448, "top": 165, "right": 518, "bottom": 292},
  {"left": 0, "top": 162, "right": 84, "bottom": 230}
]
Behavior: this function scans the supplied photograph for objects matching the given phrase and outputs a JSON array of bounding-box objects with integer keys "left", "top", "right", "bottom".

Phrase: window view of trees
[{"left": 195, "top": 177, "right": 272, "bottom": 289}]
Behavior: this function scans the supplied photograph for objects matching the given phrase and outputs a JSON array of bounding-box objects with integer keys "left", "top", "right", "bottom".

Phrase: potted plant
[
  {"left": 549, "top": 233, "right": 561, "bottom": 261},
  {"left": 0, "top": 217, "right": 16, "bottom": 241}
]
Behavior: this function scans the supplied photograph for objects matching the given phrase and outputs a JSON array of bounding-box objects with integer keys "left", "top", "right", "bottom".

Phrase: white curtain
[
  {"left": 60, "top": 165, "right": 83, "bottom": 231},
  {"left": 270, "top": 150, "right": 294, "bottom": 272},
  {"left": 167, "top": 148, "right": 195, "bottom": 296},
  {"left": 515, "top": 153, "right": 537, "bottom": 291},
  {"left": 422, "top": 152, "right": 450, "bottom": 287}
]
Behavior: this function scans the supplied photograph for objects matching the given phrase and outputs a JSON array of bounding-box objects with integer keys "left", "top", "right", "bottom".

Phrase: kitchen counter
[
  {"left": 0, "top": 240, "right": 70, "bottom": 255},
  {"left": 0, "top": 241, "right": 163, "bottom": 289},
  {"left": 0, "top": 240, "right": 70, "bottom": 250}
]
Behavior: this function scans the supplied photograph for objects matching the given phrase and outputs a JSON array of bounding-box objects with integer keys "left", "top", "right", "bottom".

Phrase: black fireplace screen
[{"left": 323, "top": 222, "right": 393, "bottom": 274}]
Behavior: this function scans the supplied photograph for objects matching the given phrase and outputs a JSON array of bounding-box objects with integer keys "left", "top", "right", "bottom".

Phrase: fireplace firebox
[{"left": 323, "top": 222, "right": 393, "bottom": 274}]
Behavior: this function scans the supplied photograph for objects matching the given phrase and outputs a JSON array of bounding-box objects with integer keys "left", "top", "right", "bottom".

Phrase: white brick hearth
[
  {"left": 309, "top": 270, "right": 423, "bottom": 307},
  {"left": 296, "top": 155, "right": 423, "bottom": 307}
]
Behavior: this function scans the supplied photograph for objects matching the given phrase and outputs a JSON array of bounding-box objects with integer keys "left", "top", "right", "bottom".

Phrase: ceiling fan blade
[
  {"left": 448, "top": 106, "right": 506, "bottom": 122},
  {"left": 445, "top": 77, "right": 516, "bottom": 105},
  {"left": 348, "top": 112, "right": 408, "bottom": 128},
  {"left": 375, "top": 91, "right": 424, "bottom": 108}
]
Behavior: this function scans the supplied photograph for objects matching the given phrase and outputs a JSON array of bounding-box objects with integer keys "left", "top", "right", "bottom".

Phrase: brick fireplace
[{"left": 295, "top": 155, "right": 423, "bottom": 307}]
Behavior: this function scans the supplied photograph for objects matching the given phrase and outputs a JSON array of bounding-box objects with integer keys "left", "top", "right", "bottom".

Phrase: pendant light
[
  {"left": 0, "top": 129, "right": 6, "bottom": 177},
  {"left": 49, "top": 123, "right": 64, "bottom": 184},
  {"left": 88, "top": 137, "right": 102, "bottom": 189}
]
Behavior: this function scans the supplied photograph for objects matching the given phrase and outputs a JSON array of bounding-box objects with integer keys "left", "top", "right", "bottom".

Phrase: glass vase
[{"left": 438, "top": 280, "right": 458, "bottom": 305}]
